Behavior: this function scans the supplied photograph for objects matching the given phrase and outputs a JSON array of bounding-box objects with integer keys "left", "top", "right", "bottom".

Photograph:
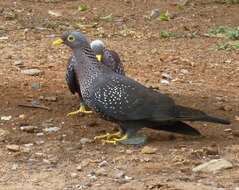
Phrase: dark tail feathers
[
  {"left": 198, "top": 115, "right": 230, "bottom": 125},
  {"left": 175, "top": 105, "right": 230, "bottom": 125},
  {"left": 145, "top": 121, "right": 201, "bottom": 136}
]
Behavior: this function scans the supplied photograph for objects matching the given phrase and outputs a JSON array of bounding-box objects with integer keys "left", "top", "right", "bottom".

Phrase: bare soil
[{"left": 0, "top": 0, "right": 239, "bottom": 189}]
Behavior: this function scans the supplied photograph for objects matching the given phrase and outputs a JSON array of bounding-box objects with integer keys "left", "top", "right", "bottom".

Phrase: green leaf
[
  {"left": 99, "top": 14, "right": 113, "bottom": 22},
  {"left": 160, "top": 31, "right": 171, "bottom": 38},
  {"left": 227, "top": 30, "right": 239, "bottom": 40},
  {"left": 159, "top": 11, "right": 170, "bottom": 21},
  {"left": 216, "top": 41, "right": 239, "bottom": 51},
  {"left": 78, "top": 4, "right": 88, "bottom": 12}
]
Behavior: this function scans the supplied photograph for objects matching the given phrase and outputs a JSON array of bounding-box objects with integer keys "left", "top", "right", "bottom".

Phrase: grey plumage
[
  {"left": 102, "top": 49, "right": 125, "bottom": 75},
  {"left": 66, "top": 56, "right": 80, "bottom": 95},
  {"left": 55, "top": 32, "right": 230, "bottom": 143},
  {"left": 90, "top": 40, "right": 125, "bottom": 75},
  {"left": 65, "top": 55, "right": 86, "bottom": 108},
  {"left": 65, "top": 39, "right": 125, "bottom": 113}
]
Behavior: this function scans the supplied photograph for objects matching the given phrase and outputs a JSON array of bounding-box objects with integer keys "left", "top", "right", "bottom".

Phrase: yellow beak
[
  {"left": 52, "top": 38, "right": 64, "bottom": 46},
  {"left": 96, "top": 54, "right": 102, "bottom": 62}
]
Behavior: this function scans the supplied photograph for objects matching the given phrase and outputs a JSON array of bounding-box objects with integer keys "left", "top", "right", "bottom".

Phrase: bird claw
[
  {"left": 94, "top": 132, "right": 122, "bottom": 141},
  {"left": 81, "top": 110, "right": 93, "bottom": 114},
  {"left": 67, "top": 105, "right": 92, "bottom": 116},
  {"left": 102, "top": 139, "right": 117, "bottom": 145},
  {"left": 67, "top": 110, "right": 81, "bottom": 116},
  {"left": 100, "top": 135, "right": 128, "bottom": 145},
  {"left": 94, "top": 133, "right": 111, "bottom": 140}
]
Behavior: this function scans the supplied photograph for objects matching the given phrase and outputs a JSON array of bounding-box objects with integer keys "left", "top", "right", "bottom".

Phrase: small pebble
[
  {"left": 180, "top": 69, "right": 189, "bottom": 74},
  {"left": 113, "top": 170, "right": 125, "bottom": 179},
  {"left": 35, "top": 152, "right": 44, "bottom": 157},
  {"left": 44, "top": 96, "right": 57, "bottom": 102},
  {"left": 36, "top": 133, "right": 44, "bottom": 137},
  {"left": 21, "top": 69, "right": 43, "bottom": 76},
  {"left": 76, "top": 165, "right": 82, "bottom": 171},
  {"left": 98, "top": 160, "right": 108, "bottom": 167},
  {"left": 21, "top": 147, "right": 31, "bottom": 153},
  {"left": 70, "top": 172, "right": 78, "bottom": 178},
  {"left": 24, "top": 143, "right": 34, "bottom": 147},
  {"left": 43, "top": 159, "right": 51, "bottom": 164},
  {"left": 162, "top": 73, "right": 173, "bottom": 81},
  {"left": 20, "top": 125, "right": 38, "bottom": 133},
  {"left": 141, "top": 146, "right": 157, "bottom": 154},
  {"left": 6, "top": 144, "right": 20, "bottom": 152},
  {"left": 80, "top": 138, "right": 93, "bottom": 145},
  {"left": 192, "top": 159, "right": 233, "bottom": 173},
  {"left": 95, "top": 168, "right": 107, "bottom": 176},
  {"left": 224, "top": 128, "right": 232, "bottom": 133},
  {"left": 13, "top": 60, "right": 23, "bottom": 66},
  {"left": 126, "top": 150, "right": 133, "bottom": 154},
  {"left": 87, "top": 173, "right": 97, "bottom": 181},
  {"left": 160, "top": 79, "right": 170, "bottom": 85},
  {"left": 124, "top": 175, "right": 133, "bottom": 181},
  {"left": 150, "top": 9, "right": 160, "bottom": 19},
  {"left": 235, "top": 115, "right": 239, "bottom": 121},
  {"left": 19, "top": 114, "right": 26, "bottom": 119},
  {"left": 12, "top": 164, "right": 18, "bottom": 170},
  {"left": 224, "top": 59, "right": 232, "bottom": 64},
  {"left": 48, "top": 10, "right": 62, "bottom": 17},
  {"left": 0, "top": 36, "right": 8, "bottom": 40},
  {"left": 31, "top": 83, "right": 41, "bottom": 90},
  {"left": 43, "top": 127, "right": 60, "bottom": 133},
  {"left": 1, "top": 116, "right": 12, "bottom": 121}
]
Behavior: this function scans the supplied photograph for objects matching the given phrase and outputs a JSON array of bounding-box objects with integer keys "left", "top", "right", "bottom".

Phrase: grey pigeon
[
  {"left": 62, "top": 38, "right": 125, "bottom": 116},
  {"left": 53, "top": 32, "right": 230, "bottom": 145},
  {"left": 90, "top": 40, "right": 125, "bottom": 75}
]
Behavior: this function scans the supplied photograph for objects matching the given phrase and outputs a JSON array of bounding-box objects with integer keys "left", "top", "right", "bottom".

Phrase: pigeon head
[
  {"left": 52, "top": 31, "right": 90, "bottom": 50},
  {"left": 90, "top": 40, "right": 105, "bottom": 62}
]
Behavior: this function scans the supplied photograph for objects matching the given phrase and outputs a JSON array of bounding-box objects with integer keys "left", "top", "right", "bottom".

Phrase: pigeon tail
[
  {"left": 175, "top": 105, "right": 230, "bottom": 125},
  {"left": 141, "top": 120, "right": 201, "bottom": 136}
]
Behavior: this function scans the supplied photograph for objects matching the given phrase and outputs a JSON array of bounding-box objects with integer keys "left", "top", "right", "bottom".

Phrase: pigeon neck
[
  {"left": 73, "top": 47, "right": 104, "bottom": 102},
  {"left": 73, "top": 47, "right": 98, "bottom": 65},
  {"left": 73, "top": 47, "right": 103, "bottom": 79}
]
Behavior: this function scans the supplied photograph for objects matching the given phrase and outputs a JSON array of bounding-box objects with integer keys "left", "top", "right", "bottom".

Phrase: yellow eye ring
[{"left": 67, "top": 35, "right": 75, "bottom": 42}]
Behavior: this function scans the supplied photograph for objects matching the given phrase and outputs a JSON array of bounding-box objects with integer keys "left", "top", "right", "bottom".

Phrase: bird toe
[
  {"left": 67, "top": 110, "right": 81, "bottom": 117},
  {"left": 102, "top": 139, "right": 117, "bottom": 145}
]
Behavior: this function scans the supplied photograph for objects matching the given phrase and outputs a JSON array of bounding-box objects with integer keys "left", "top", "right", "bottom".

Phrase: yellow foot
[
  {"left": 67, "top": 105, "right": 92, "bottom": 116},
  {"left": 94, "top": 132, "right": 122, "bottom": 141},
  {"left": 102, "top": 135, "right": 128, "bottom": 145},
  {"left": 102, "top": 140, "right": 117, "bottom": 145}
]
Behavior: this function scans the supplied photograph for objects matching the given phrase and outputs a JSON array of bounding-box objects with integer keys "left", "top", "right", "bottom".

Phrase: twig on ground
[{"left": 18, "top": 103, "right": 51, "bottom": 111}]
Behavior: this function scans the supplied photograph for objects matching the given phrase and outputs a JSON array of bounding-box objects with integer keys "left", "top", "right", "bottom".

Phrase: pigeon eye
[{"left": 67, "top": 35, "right": 75, "bottom": 42}]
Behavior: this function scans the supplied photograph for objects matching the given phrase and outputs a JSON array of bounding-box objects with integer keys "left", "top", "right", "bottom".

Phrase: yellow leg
[
  {"left": 67, "top": 105, "right": 92, "bottom": 116},
  {"left": 102, "top": 134, "right": 128, "bottom": 145},
  {"left": 94, "top": 131, "right": 122, "bottom": 140}
]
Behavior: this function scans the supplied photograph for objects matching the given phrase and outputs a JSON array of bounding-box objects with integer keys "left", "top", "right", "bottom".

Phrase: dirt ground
[{"left": 0, "top": 0, "right": 239, "bottom": 189}]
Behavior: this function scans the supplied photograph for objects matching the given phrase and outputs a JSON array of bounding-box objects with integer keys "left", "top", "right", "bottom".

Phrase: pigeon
[
  {"left": 90, "top": 39, "right": 125, "bottom": 75},
  {"left": 65, "top": 55, "right": 92, "bottom": 115},
  {"left": 53, "top": 31, "right": 230, "bottom": 145},
  {"left": 58, "top": 37, "right": 125, "bottom": 116}
]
